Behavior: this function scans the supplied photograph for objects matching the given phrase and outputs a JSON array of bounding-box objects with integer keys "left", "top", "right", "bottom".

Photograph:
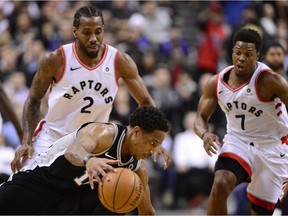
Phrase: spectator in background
[
  {"left": 0, "top": 82, "right": 22, "bottom": 141},
  {"left": 174, "top": 69, "right": 198, "bottom": 125},
  {"left": 196, "top": 1, "right": 229, "bottom": 81},
  {"left": 2, "top": 101, "right": 23, "bottom": 149},
  {"left": 259, "top": 3, "right": 277, "bottom": 43},
  {"left": 18, "top": 39, "right": 47, "bottom": 87},
  {"left": 261, "top": 41, "right": 287, "bottom": 77},
  {"left": 109, "top": 81, "right": 131, "bottom": 126},
  {"left": 13, "top": 11, "right": 39, "bottom": 51},
  {"left": 138, "top": 51, "right": 157, "bottom": 77},
  {"left": 144, "top": 64, "right": 181, "bottom": 136},
  {"left": 276, "top": 18, "right": 288, "bottom": 54},
  {"left": 270, "top": 0, "right": 288, "bottom": 21},
  {"left": 3, "top": 72, "right": 29, "bottom": 104},
  {"left": 128, "top": 1, "right": 172, "bottom": 46},
  {"left": 173, "top": 111, "right": 215, "bottom": 210},
  {"left": 0, "top": 44, "right": 19, "bottom": 82},
  {"left": 2, "top": 71, "right": 29, "bottom": 149},
  {"left": 1, "top": 72, "right": 28, "bottom": 149},
  {"left": 159, "top": 25, "right": 189, "bottom": 63}
]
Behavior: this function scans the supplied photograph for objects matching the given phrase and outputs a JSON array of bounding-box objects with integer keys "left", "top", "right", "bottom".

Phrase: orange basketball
[{"left": 98, "top": 167, "right": 143, "bottom": 213}]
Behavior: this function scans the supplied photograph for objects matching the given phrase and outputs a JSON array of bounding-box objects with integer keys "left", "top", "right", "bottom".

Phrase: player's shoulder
[
  {"left": 40, "top": 48, "right": 63, "bottom": 68},
  {"left": 258, "top": 69, "right": 286, "bottom": 86}
]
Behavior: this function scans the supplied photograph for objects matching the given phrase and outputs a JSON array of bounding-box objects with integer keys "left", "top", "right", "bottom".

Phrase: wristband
[
  {"left": 83, "top": 154, "right": 94, "bottom": 166},
  {"left": 201, "top": 131, "right": 208, "bottom": 139}
]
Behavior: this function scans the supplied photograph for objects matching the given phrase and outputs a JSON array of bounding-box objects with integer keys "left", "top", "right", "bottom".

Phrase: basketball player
[
  {"left": 194, "top": 28, "right": 288, "bottom": 215},
  {"left": 11, "top": 6, "right": 170, "bottom": 172},
  {"left": 0, "top": 106, "right": 170, "bottom": 214}
]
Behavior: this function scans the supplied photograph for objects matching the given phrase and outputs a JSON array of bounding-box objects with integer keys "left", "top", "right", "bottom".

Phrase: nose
[
  {"left": 90, "top": 34, "right": 97, "bottom": 43},
  {"left": 238, "top": 54, "right": 245, "bottom": 62}
]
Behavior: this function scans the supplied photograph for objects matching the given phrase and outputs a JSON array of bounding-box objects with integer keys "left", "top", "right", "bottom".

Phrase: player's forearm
[
  {"left": 137, "top": 187, "right": 156, "bottom": 215},
  {"left": 22, "top": 100, "right": 42, "bottom": 145},
  {"left": 194, "top": 115, "right": 209, "bottom": 139},
  {"left": 65, "top": 142, "right": 92, "bottom": 167}
]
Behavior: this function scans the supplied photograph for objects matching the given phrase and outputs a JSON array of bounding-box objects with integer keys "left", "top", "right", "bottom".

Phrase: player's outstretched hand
[
  {"left": 10, "top": 144, "right": 34, "bottom": 173},
  {"left": 154, "top": 146, "right": 171, "bottom": 170}
]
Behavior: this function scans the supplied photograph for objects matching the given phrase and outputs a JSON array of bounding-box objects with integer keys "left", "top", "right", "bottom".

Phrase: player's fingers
[
  {"left": 105, "top": 160, "right": 120, "bottom": 172},
  {"left": 10, "top": 155, "right": 22, "bottom": 172},
  {"left": 210, "top": 148, "right": 217, "bottom": 155},
  {"left": 163, "top": 162, "right": 168, "bottom": 170},
  {"left": 204, "top": 146, "right": 212, "bottom": 156},
  {"left": 211, "top": 144, "right": 218, "bottom": 151},
  {"left": 10, "top": 159, "right": 16, "bottom": 173},
  {"left": 95, "top": 172, "right": 103, "bottom": 185},
  {"left": 27, "top": 147, "right": 34, "bottom": 159},
  {"left": 98, "top": 169, "right": 109, "bottom": 181},
  {"left": 215, "top": 137, "right": 222, "bottom": 146},
  {"left": 106, "top": 159, "right": 119, "bottom": 165},
  {"left": 163, "top": 156, "right": 171, "bottom": 169},
  {"left": 88, "top": 171, "right": 95, "bottom": 190},
  {"left": 100, "top": 165, "right": 117, "bottom": 181},
  {"left": 153, "top": 152, "right": 159, "bottom": 163}
]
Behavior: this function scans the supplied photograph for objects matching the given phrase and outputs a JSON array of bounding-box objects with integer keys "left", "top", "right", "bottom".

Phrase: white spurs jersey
[
  {"left": 44, "top": 43, "right": 119, "bottom": 139},
  {"left": 217, "top": 61, "right": 288, "bottom": 145}
]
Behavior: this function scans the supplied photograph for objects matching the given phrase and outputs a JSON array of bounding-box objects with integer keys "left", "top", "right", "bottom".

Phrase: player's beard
[
  {"left": 78, "top": 40, "right": 102, "bottom": 59},
  {"left": 269, "top": 62, "right": 284, "bottom": 72}
]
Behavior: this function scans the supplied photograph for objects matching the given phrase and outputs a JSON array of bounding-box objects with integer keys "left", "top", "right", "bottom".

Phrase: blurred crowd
[{"left": 0, "top": 1, "right": 287, "bottom": 214}]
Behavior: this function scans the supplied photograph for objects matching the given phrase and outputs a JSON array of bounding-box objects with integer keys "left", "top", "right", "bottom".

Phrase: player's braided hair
[
  {"left": 73, "top": 6, "right": 104, "bottom": 28},
  {"left": 129, "top": 106, "right": 170, "bottom": 133},
  {"left": 232, "top": 28, "right": 262, "bottom": 52}
]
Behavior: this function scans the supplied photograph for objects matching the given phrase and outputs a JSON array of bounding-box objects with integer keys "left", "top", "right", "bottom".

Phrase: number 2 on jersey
[{"left": 81, "top": 96, "right": 93, "bottom": 113}]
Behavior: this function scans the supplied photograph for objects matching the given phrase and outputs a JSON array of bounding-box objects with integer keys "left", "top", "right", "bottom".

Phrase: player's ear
[
  {"left": 256, "top": 52, "right": 259, "bottom": 60},
  {"left": 73, "top": 27, "right": 78, "bottom": 39},
  {"left": 133, "top": 126, "right": 141, "bottom": 136}
]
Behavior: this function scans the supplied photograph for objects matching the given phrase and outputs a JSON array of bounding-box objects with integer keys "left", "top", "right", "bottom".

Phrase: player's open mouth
[{"left": 236, "top": 64, "right": 245, "bottom": 71}]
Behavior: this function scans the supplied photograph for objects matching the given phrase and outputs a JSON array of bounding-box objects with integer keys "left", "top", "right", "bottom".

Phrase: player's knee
[{"left": 211, "top": 175, "right": 235, "bottom": 198}]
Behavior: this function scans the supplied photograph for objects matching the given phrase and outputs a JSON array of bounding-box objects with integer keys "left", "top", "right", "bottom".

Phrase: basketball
[{"left": 98, "top": 167, "right": 143, "bottom": 213}]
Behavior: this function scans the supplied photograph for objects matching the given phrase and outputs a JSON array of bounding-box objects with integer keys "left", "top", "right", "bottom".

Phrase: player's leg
[
  {"left": 247, "top": 144, "right": 288, "bottom": 215},
  {"left": 281, "top": 171, "right": 288, "bottom": 214},
  {"left": 0, "top": 170, "right": 54, "bottom": 214},
  {"left": 207, "top": 157, "right": 249, "bottom": 214}
]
